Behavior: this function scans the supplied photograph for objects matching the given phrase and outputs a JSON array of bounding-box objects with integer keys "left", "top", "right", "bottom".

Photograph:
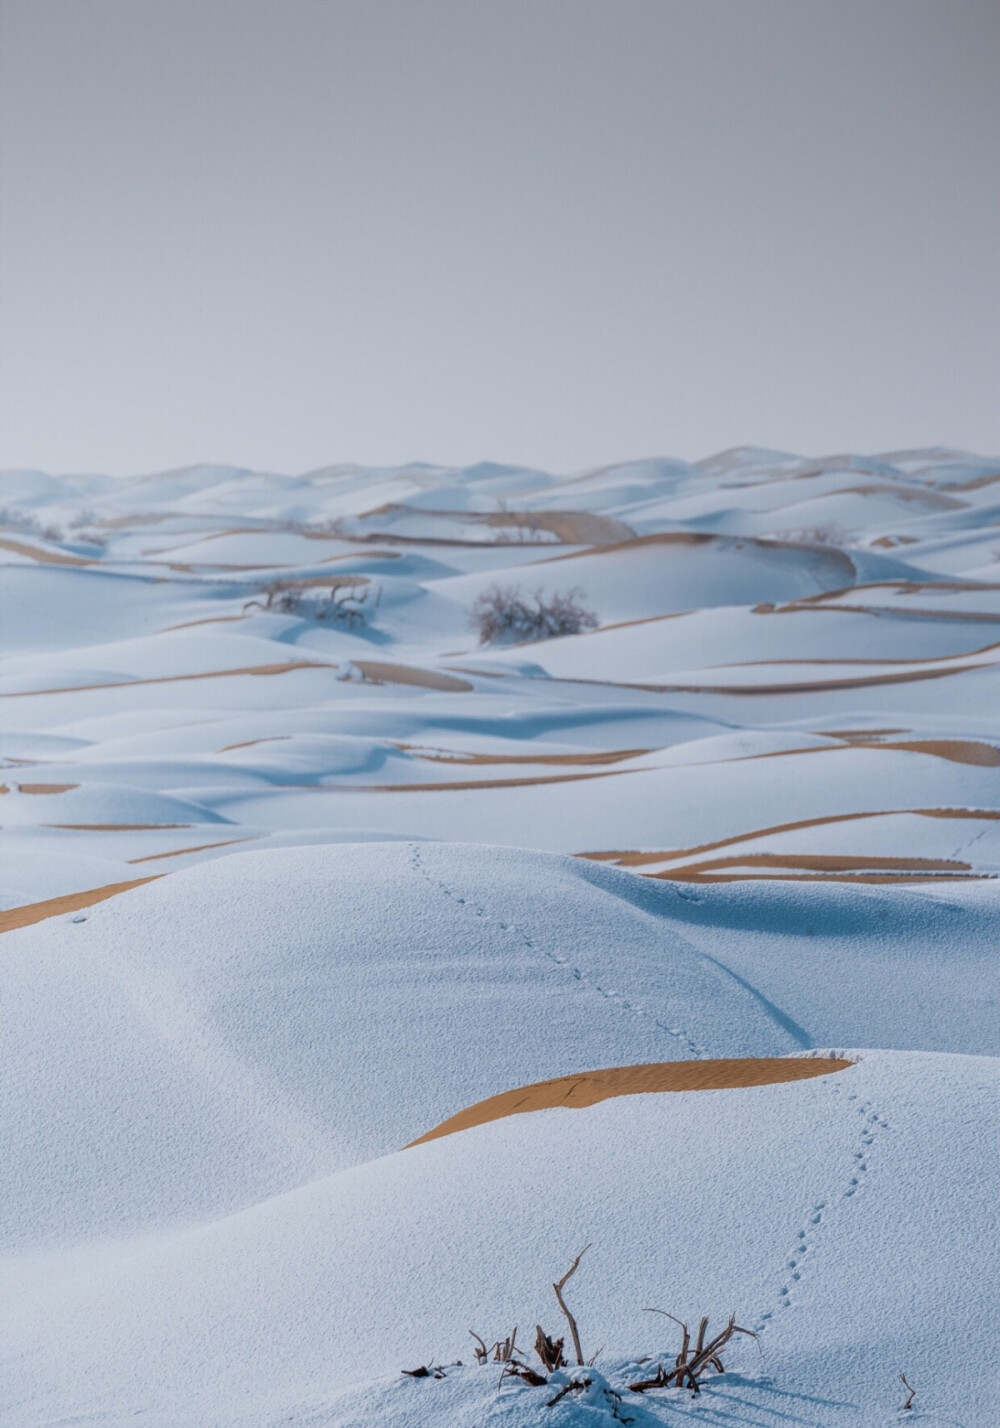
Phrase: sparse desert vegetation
[
  {"left": 471, "top": 582, "right": 598, "bottom": 644},
  {"left": 244, "top": 576, "right": 377, "bottom": 625}
]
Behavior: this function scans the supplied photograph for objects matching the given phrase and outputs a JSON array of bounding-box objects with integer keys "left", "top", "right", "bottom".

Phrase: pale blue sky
[{"left": 1, "top": 0, "right": 998, "bottom": 474}]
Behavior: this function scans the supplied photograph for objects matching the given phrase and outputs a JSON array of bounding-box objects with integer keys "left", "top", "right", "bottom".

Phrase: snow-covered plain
[{"left": 1, "top": 448, "right": 998, "bottom": 1426}]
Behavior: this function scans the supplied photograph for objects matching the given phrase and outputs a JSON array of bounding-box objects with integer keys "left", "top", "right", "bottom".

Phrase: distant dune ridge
[{"left": 1, "top": 449, "right": 999, "bottom": 1425}]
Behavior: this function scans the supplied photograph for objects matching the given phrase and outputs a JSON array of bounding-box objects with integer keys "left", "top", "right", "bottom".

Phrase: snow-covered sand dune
[{"left": 1, "top": 450, "right": 998, "bottom": 1425}]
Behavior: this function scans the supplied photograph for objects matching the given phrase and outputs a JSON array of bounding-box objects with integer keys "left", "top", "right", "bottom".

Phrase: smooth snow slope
[
  {"left": 3, "top": 1049, "right": 996, "bottom": 1428},
  {"left": 6, "top": 842, "right": 996, "bottom": 1253}
]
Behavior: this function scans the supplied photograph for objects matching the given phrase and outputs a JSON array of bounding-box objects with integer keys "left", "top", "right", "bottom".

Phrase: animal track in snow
[
  {"left": 759, "top": 1068, "right": 889, "bottom": 1332},
  {"left": 408, "top": 843, "right": 706, "bottom": 1060}
]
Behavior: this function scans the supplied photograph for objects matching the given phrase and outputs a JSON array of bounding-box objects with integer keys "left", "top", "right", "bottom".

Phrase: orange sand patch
[
  {"left": 352, "top": 768, "right": 625, "bottom": 793},
  {"left": 940, "top": 469, "right": 1000, "bottom": 492},
  {"left": 352, "top": 506, "right": 633, "bottom": 546},
  {"left": 755, "top": 600, "right": 1000, "bottom": 626},
  {"left": 0, "top": 661, "right": 332, "bottom": 699},
  {"left": 96, "top": 513, "right": 168, "bottom": 529},
  {"left": 545, "top": 531, "right": 715, "bottom": 560},
  {"left": 627, "top": 661, "right": 986, "bottom": 696},
  {"left": 407, "top": 1057, "right": 853, "bottom": 1147},
  {"left": 318, "top": 548, "right": 401, "bottom": 562},
  {"left": 397, "top": 744, "right": 651, "bottom": 768},
  {"left": 17, "top": 783, "right": 79, "bottom": 794},
  {"left": 353, "top": 661, "right": 473, "bottom": 692},
  {"left": 585, "top": 609, "right": 692, "bottom": 635},
  {"left": 164, "top": 561, "right": 285, "bottom": 573},
  {"left": 49, "top": 823, "right": 191, "bottom": 831},
  {"left": 128, "top": 836, "right": 253, "bottom": 863},
  {"left": 791, "top": 578, "right": 1000, "bottom": 603},
  {"left": 0, "top": 877, "right": 162, "bottom": 934},
  {"left": 542, "top": 530, "right": 857, "bottom": 578},
  {"left": 720, "top": 733, "right": 1000, "bottom": 770},
  {"left": 0, "top": 537, "right": 92, "bottom": 567},
  {"left": 342, "top": 744, "right": 836, "bottom": 792},
  {"left": 580, "top": 806, "right": 1000, "bottom": 871},
  {"left": 709, "top": 636, "right": 1000, "bottom": 669},
  {"left": 659, "top": 852, "right": 977, "bottom": 884},
  {"left": 880, "top": 739, "right": 1000, "bottom": 767},
  {"left": 815, "top": 728, "right": 909, "bottom": 739},
  {"left": 219, "top": 736, "right": 291, "bottom": 752},
  {"left": 753, "top": 576, "right": 1000, "bottom": 624},
  {"left": 807, "top": 482, "right": 964, "bottom": 510},
  {"left": 161, "top": 615, "right": 250, "bottom": 632}
]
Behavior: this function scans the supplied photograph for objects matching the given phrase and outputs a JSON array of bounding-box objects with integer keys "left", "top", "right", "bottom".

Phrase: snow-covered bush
[
  {"left": 244, "top": 578, "right": 376, "bottom": 626},
  {"left": 471, "top": 584, "right": 598, "bottom": 645},
  {"left": 774, "top": 523, "right": 852, "bottom": 547},
  {"left": 0, "top": 506, "right": 63, "bottom": 541}
]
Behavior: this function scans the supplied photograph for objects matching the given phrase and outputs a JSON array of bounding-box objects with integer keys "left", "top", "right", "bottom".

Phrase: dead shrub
[
  {"left": 244, "top": 578, "right": 376, "bottom": 626},
  {"left": 900, "top": 1372, "right": 916, "bottom": 1411},
  {"left": 470, "top": 584, "right": 598, "bottom": 645},
  {"left": 629, "top": 1310, "right": 758, "bottom": 1395},
  {"left": 406, "top": 1246, "right": 757, "bottom": 1419}
]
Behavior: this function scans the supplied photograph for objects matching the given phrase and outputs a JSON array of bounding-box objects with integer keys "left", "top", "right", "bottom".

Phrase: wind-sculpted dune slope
[
  {"left": 2, "top": 842, "right": 866, "bottom": 1247},
  {"left": 4, "top": 447, "right": 1000, "bottom": 900},
  {"left": 2, "top": 1045, "right": 996, "bottom": 1428},
  {"left": 1, "top": 449, "right": 998, "bottom": 1427}
]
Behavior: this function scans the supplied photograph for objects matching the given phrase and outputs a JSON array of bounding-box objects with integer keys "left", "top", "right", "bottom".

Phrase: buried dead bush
[
  {"left": 243, "top": 578, "right": 377, "bottom": 626},
  {"left": 628, "top": 1309, "right": 758, "bottom": 1394},
  {"left": 470, "top": 583, "right": 598, "bottom": 645},
  {"left": 403, "top": 1245, "right": 757, "bottom": 1417}
]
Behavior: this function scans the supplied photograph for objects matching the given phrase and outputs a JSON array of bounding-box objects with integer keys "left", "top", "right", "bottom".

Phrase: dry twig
[
  {"left": 630, "top": 1312, "right": 758, "bottom": 1395},
  {"left": 553, "top": 1245, "right": 590, "bottom": 1366},
  {"left": 534, "top": 1326, "right": 566, "bottom": 1373},
  {"left": 900, "top": 1373, "right": 916, "bottom": 1411}
]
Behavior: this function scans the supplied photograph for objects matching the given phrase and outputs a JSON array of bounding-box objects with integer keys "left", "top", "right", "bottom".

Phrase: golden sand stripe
[
  {"left": 0, "top": 661, "right": 331, "bottom": 700},
  {"left": 660, "top": 852, "right": 971, "bottom": 879},
  {"left": 0, "top": 537, "right": 92, "bottom": 567},
  {"left": 15, "top": 782, "right": 79, "bottom": 794},
  {"left": 128, "top": 836, "right": 253, "bottom": 864},
  {"left": 579, "top": 806, "right": 1000, "bottom": 869},
  {"left": 0, "top": 877, "right": 162, "bottom": 934},
  {"left": 406, "top": 1057, "right": 852, "bottom": 1147},
  {"left": 48, "top": 823, "right": 191, "bottom": 831},
  {"left": 626, "top": 661, "right": 985, "bottom": 696},
  {"left": 396, "top": 744, "right": 652, "bottom": 768},
  {"left": 353, "top": 661, "right": 473, "bottom": 692}
]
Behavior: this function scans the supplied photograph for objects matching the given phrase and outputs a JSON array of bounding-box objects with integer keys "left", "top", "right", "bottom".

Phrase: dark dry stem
[
  {"left": 900, "top": 1373, "right": 916, "bottom": 1411},
  {"left": 630, "top": 1313, "right": 758, "bottom": 1394},
  {"left": 553, "top": 1245, "right": 591, "bottom": 1366}
]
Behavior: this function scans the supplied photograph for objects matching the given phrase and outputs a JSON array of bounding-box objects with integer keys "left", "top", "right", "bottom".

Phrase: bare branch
[
  {"left": 643, "top": 1308, "right": 687, "bottom": 1330},
  {"left": 553, "top": 1245, "right": 591, "bottom": 1366},
  {"left": 632, "top": 1312, "right": 758, "bottom": 1394},
  {"left": 629, "top": 1363, "right": 673, "bottom": 1393}
]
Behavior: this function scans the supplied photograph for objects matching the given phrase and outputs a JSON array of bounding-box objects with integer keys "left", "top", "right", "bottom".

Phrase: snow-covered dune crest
[{"left": 1, "top": 450, "right": 998, "bottom": 1426}]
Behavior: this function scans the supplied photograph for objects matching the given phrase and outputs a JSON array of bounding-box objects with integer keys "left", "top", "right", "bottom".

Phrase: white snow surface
[{"left": 1, "top": 449, "right": 998, "bottom": 1426}]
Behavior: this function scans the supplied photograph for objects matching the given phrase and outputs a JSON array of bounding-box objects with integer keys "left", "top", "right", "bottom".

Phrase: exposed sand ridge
[{"left": 407, "top": 1057, "right": 853, "bottom": 1147}]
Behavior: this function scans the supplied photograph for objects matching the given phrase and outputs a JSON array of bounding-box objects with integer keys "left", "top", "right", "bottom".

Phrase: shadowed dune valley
[{"left": 1, "top": 449, "right": 998, "bottom": 1427}]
